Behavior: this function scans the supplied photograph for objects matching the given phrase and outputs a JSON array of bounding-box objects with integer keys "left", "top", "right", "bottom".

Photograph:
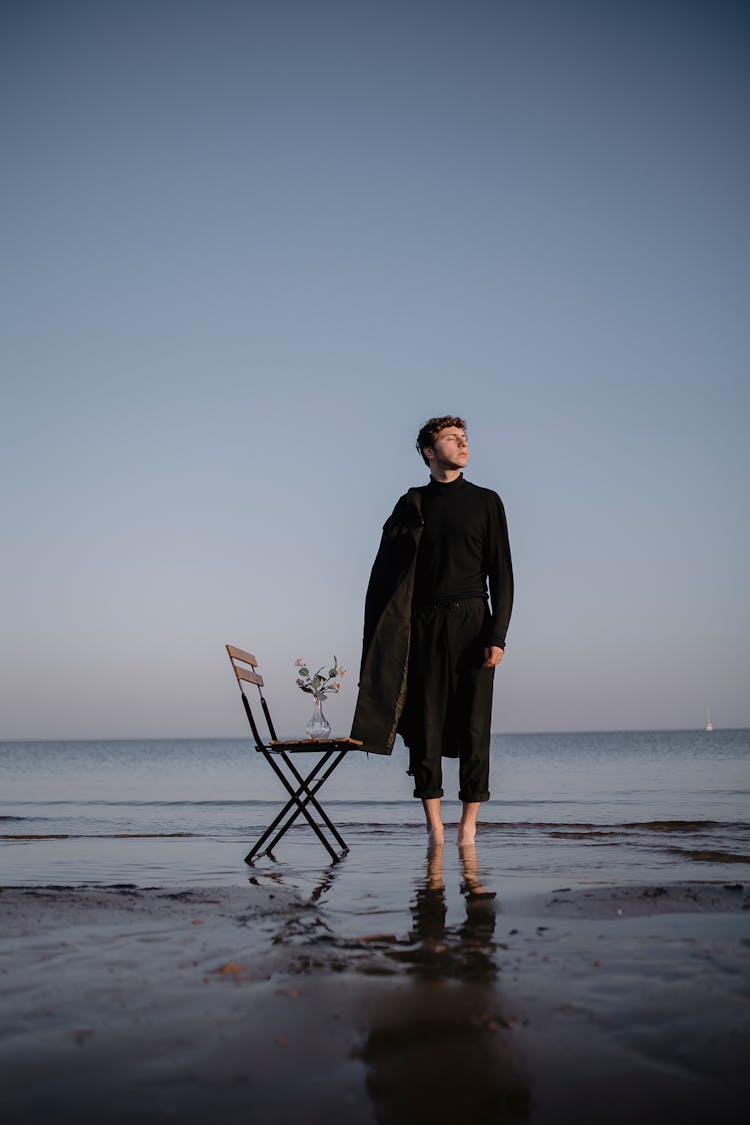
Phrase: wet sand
[{"left": 1, "top": 859, "right": 749, "bottom": 1125}]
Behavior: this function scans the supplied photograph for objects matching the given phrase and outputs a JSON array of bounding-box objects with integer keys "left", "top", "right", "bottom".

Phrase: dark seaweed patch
[{"left": 665, "top": 848, "right": 750, "bottom": 864}]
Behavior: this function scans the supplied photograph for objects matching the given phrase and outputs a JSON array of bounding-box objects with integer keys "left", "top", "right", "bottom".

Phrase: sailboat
[{"left": 705, "top": 706, "right": 713, "bottom": 732}]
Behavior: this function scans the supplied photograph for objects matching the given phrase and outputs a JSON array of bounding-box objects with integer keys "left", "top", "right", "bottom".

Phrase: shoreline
[{"left": 1, "top": 877, "right": 748, "bottom": 1123}]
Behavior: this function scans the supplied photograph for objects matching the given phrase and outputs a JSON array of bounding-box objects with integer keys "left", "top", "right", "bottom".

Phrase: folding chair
[{"left": 226, "top": 644, "right": 363, "bottom": 864}]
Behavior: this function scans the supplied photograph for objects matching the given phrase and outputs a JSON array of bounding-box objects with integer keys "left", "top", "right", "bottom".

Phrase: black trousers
[{"left": 403, "top": 598, "right": 494, "bottom": 803}]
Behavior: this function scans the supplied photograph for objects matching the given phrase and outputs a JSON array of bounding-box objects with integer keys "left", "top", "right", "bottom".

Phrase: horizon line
[{"left": 1, "top": 725, "right": 747, "bottom": 744}]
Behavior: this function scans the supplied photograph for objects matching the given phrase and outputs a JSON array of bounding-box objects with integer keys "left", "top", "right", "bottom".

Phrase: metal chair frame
[{"left": 226, "top": 644, "right": 362, "bottom": 864}]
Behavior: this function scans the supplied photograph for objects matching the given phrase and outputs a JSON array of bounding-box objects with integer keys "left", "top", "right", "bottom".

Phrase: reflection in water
[
  {"left": 360, "top": 845, "right": 530, "bottom": 1124},
  {"left": 401, "top": 844, "right": 498, "bottom": 981}
]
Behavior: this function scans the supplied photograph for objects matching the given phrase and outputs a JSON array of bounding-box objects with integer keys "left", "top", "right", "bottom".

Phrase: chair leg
[
  {"left": 265, "top": 750, "right": 349, "bottom": 855},
  {"left": 244, "top": 750, "right": 333, "bottom": 860},
  {"left": 244, "top": 750, "right": 342, "bottom": 864}
]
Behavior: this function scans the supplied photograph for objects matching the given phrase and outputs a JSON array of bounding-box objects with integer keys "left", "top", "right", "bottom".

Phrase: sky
[{"left": 1, "top": 0, "right": 748, "bottom": 739}]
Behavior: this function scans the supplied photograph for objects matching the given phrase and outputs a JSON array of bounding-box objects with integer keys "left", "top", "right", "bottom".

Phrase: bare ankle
[
  {"left": 421, "top": 797, "right": 443, "bottom": 846},
  {"left": 458, "top": 801, "right": 480, "bottom": 847},
  {"left": 428, "top": 823, "right": 444, "bottom": 846}
]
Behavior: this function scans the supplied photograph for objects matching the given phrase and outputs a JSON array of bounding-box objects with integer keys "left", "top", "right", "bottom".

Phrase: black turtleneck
[{"left": 412, "top": 474, "right": 513, "bottom": 649}]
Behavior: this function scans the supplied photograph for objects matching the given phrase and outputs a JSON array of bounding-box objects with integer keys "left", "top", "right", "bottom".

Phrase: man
[{"left": 351, "top": 416, "right": 513, "bottom": 846}]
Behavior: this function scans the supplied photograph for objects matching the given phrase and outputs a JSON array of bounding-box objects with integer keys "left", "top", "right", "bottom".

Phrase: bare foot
[
  {"left": 458, "top": 801, "right": 480, "bottom": 848},
  {"left": 428, "top": 824, "right": 445, "bottom": 847}
]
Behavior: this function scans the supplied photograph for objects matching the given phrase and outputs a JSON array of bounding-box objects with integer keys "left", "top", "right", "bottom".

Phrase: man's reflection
[
  {"left": 361, "top": 844, "right": 530, "bottom": 1124},
  {"left": 401, "top": 843, "right": 497, "bottom": 981}
]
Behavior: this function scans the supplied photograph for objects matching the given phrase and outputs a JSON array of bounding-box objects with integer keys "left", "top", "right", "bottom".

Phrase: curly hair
[{"left": 415, "top": 416, "right": 467, "bottom": 466}]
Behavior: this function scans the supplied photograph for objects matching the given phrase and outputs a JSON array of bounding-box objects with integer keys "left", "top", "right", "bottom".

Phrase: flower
[{"left": 294, "top": 655, "right": 347, "bottom": 701}]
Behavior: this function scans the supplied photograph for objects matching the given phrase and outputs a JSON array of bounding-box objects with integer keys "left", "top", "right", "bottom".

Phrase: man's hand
[{"left": 483, "top": 646, "right": 504, "bottom": 668}]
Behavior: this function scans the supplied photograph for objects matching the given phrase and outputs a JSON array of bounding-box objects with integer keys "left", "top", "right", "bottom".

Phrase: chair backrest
[{"left": 226, "top": 644, "right": 278, "bottom": 748}]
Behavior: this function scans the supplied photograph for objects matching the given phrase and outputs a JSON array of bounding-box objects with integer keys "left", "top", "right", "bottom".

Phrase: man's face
[{"left": 425, "top": 426, "right": 468, "bottom": 470}]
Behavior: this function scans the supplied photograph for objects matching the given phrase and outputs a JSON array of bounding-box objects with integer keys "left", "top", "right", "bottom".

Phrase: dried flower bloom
[{"left": 293, "top": 656, "right": 347, "bottom": 701}]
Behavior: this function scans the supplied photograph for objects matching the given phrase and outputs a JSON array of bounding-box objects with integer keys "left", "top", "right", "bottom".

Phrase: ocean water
[{"left": 1, "top": 730, "right": 748, "bottom": 906}]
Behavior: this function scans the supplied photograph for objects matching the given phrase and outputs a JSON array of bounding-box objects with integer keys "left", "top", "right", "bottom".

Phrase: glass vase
[{"left": 306, "top": 696, "right": 331, "bottom": 740}]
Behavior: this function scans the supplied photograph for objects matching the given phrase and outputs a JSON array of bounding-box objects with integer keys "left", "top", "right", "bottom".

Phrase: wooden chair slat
[
  {"left": 235, "top": 665, "right": 264, "bottom": 687},
  {"left": 226, "top": 644, "right": 258, "bottom": 667},
  {"left": 268, "top": 737, "right": 363, "bottom": 754}
]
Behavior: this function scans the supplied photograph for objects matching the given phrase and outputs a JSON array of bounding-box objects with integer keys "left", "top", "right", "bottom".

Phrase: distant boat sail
[{"left": 705, "top": 706, "right": 713, "bottom": 732}]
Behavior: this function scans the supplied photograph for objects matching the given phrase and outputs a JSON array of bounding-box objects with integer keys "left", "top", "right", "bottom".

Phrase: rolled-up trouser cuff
[
  {"left": 413, "top": 787, "right": 444, "bottom": 800},
  {"left": 458, "top": 789, "right": 490, "bottom": 803}
]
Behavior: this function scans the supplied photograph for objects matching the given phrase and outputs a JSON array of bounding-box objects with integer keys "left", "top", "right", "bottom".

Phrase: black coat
[{"left": 350, "top": 488, "right": 424, "bottom": 755}]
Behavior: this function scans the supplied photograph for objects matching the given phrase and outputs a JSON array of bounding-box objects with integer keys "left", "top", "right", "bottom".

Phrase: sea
[{"left": 1, "top": 730, "right": 748, "bottom": 915}]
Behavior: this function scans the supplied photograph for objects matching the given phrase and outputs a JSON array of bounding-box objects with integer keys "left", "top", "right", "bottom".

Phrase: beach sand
[{"left": 1, "top": 869, "right": 748, "bottom": 1124}]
